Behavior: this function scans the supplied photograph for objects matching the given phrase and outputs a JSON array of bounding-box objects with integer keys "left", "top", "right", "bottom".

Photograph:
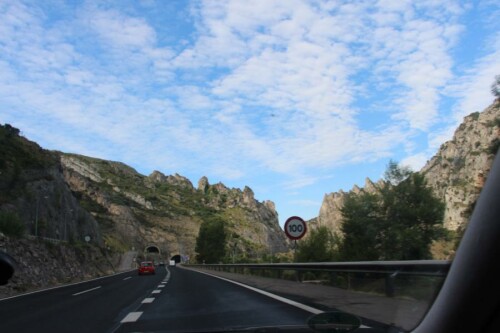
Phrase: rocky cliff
[
  {"left": 0, "top": 233, "right": 119, "bottom": 298},
  {"left": 196, "top": 177, "right": 288, "bottom": 256},
  {"left": 0, "top": 124, "right": 289, "bottom": 296},
  {"left": 60, "top": 154, "right": 288, "bottom": 260},
  {"left": 316, "top": 99, "right": 499, "bottom": 243},
  {"left": 0, "top": 125, "right": 102, "bottom": 245},
  {"left": 420, "top": 100, "right": 500, "bottom": 231},
  {"left": 317, "top": 178, "right": 386, "bottom": 234}
]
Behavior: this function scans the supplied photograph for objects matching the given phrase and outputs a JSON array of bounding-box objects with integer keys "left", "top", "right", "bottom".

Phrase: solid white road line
[
  {"left": 142, "top": 298, "right": 155, "bottom": 303},
  {"left": 186, "top": 269, "right": 370, "bottom": 329},
  {"left": 193, "top": 271, "right": 323, "bottom": 314},
  {"left": 152, "top": 290, "right": 161, "bottom": 294},
  {"left": 121, "top": 312, "right": 143, "bottom": 323},
  {"left": 72, "top": 286, "right": 102, "bottom": 296}
]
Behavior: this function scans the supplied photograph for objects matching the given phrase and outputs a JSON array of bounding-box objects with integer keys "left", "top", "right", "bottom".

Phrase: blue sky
[{"left": 1, "top": 0, "right": 499, "bottom": 227}]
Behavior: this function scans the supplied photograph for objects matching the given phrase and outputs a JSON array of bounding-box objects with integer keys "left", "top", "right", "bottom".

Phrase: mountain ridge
[
  {"left": 0, "top": 128, "right": 288, "bottom": 296},
  {"left": 315, "top": 99, "right": 500, "bottom": 258}
]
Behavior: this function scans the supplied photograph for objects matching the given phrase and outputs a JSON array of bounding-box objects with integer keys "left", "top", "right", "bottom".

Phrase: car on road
[{"left": 138, "top": 261, "right": 155, "bottom": 275}]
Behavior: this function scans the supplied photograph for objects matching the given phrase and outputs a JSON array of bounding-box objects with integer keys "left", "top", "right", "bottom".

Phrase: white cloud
[
  {"left": 400, "top": 153, "right": 429, "bottom": 171},
  {"left": 449, "top": 34, "right": 500, "bottom": 121},
  {"left": 368, "top": 6, "right": 462, "bottom": 131},
  {"left": 290, "top": 199, "right": 322, "bottom": 207},
  {"left": 86, "top": 9, "right": 156, "bottom": 49},
  {"left": 427, "top": 33, "right": 500, "bottom": 149},
  {"left": 167, "top": 1, "right": 466, "bottom": 182},
  {"left": 1, "top": 0, "right": 497, "bottom": 201},
  {"left": 283, "top": 176, "right": 320, "bottom": 190}
]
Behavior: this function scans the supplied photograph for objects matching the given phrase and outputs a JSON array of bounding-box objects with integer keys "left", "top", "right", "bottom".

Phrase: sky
[{"left": 1, "top": 0, "right": 499, "bottom": 227}]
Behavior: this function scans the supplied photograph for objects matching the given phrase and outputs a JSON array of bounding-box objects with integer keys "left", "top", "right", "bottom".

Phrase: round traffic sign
[{"left": 284, "top": 216, "right": 307, "bottom": 240}]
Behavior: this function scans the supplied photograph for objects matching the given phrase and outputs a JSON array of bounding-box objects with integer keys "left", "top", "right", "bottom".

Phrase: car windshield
[{"left": 0, "top": 1, "right": 499, "bottom": 333}]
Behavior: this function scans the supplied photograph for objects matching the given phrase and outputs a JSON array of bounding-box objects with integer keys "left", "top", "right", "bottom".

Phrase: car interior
[{"left": 411, "top": 147, "right": 500, "bottom": 332}]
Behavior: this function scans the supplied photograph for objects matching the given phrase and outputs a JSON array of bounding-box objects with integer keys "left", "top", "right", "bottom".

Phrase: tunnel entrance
[
  {"left": 171, "top": 255, "right": 181, "bottom": 263},
  {"left": 145, "top": 245, "right": 160, "bottom": 254},
  {"left": 144, "top": 245, "right": 161, "bottom": 263}
]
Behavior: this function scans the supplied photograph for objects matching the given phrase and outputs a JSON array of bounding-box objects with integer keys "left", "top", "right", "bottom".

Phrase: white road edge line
[
  {"left": 183, "top": 268, "right": 370, "bottom": 329},
  {"left": 142, "top": 297, "right": 155, "bottom": 303},
  {"left": 188, "top": 269, "right": 322, "bottom": 314},
  {"left": 121, "top": 311, "right": 143, "bottom": 323},
  {"left": 72, "top": 286, "right": 102, "bottom": 296}
]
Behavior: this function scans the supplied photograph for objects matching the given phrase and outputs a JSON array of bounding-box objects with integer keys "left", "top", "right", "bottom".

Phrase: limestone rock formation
[
  {"left": 0, "top": 123, "right": 290, "bottom": 297},
  {"left": 318, "top": 178, "right": 385, "bottom": 235},
  {"left": 420, "top": 100, "right": 499, "bottom": 230},
  {"left": 316, "top": 100, "right": 499, "bottom": 241}
]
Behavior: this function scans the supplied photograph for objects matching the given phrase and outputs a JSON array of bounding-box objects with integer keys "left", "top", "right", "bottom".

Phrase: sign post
[{"left": 284, "top": 216, "right": 307, "bottom": 261}]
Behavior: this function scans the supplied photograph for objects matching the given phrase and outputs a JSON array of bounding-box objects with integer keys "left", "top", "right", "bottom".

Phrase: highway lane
[
  {"left": 115, "top": 266, "right": 314, "bottom": 332},
  {"left": 0, "top": 268, "right": 167, "bottom": 333},
  {"left": 0, "top": 266, "right": 316, "bottom": 332}
]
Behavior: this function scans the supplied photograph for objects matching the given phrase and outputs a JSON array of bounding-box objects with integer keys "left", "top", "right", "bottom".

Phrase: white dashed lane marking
[
  {"left": 117, "top": 268, "right": 170, "bottom": 329},
  {"left": 72, "top": 286, "right": 102, "bottom": 296},
  {"left": 121, "top": 312, "right": 143, "bottom": 323}
]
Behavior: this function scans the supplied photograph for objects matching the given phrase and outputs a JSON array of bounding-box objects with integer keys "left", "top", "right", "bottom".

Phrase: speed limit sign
[{"left": 284, "top": 216, "right": 307, "bottom": 240}]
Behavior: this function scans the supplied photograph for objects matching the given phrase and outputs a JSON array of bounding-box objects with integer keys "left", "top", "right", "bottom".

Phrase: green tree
[
  {"left": 195, "top": 217, "right": 227, "bottom": 263},
  {"left": 296, "top": 226, "right": 339, "bottom": 262},
  {"left": 491, "top": 74, "right": 500, "bottom": 98},
  {"left": 0, "top": 211, "right": 25, "bottom": 238},
  {"left": 339, "top": 162, "right": 445, "bottom": 261},
  {"left": 384, "top": 160, "right": 412, "bottom": 185},
  {"left": 379, "top": 172, "right": 445, "bottom": 260},
  {"left": 339, "top": 192, "right": 382, "bottom": 260}
]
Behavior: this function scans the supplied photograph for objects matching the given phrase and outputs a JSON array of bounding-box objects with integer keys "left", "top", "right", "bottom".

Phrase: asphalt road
[{"left": 0, "top": 266, "right": 315, "bottom": 332}]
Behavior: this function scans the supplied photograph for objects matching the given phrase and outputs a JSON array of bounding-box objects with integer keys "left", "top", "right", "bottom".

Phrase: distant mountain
[
  {"left": 315, "top": 99, "right": 500, "bottom": 258},
  {"left": 0, "top": 124, "right": 289, "bottom": 296},
  {"left": 61, "top": 153, "right": 289, "bottom": 260}
]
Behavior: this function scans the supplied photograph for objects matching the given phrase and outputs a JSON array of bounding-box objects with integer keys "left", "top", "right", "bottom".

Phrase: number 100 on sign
[{"left": 284, "top": 216, "right": 307, "bottom": 240}]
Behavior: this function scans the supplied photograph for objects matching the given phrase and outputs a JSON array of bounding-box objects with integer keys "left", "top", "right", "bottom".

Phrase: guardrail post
[
  {"left": 330, "top": 272, "right": 337, "bottom": 286},
  {"left": 385, "top": 273, "right": 396, "bottom": 297}
]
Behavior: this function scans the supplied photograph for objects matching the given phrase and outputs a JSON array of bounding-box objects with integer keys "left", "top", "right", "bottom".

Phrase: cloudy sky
[{"left": 1, "top": 0, "right": 499, "bottom": 226}]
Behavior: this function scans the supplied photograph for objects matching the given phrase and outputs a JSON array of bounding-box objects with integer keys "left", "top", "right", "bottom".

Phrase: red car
[{"left": 138, "top": 261, "right": 155, "bottom": 275}]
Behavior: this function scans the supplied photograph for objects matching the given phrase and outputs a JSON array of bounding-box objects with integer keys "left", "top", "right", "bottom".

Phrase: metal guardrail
[
  {"left": 26, "top": 235, "right": 65, "bottom": 244},
  {"left": 186, "top": 260, "right": 451, "bottom": 297}
]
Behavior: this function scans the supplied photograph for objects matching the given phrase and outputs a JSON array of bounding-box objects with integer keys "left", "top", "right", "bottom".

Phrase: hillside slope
[
  {"left": 61, "top": 153, "right": 289, "bottom": 261},
  {"left": 0, "top": 124, "right": 288, "bottom": 261},
  {"left": 0, "top": 124, "right": 289, "bottom": 296},
  {"left": 420, "top": 100, "right": 500, "bottom": 231},
  {"left": 315, "top": 99, "right": 500, "bottom": 256}
]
